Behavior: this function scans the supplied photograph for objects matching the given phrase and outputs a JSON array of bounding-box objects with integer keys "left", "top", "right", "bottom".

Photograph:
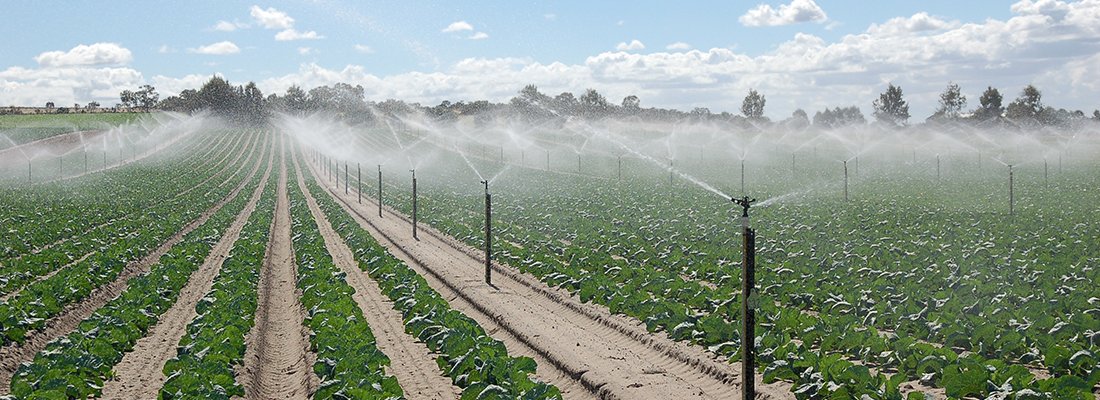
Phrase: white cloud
[
  {"left": 157, "top": 45, "right": 174, "bottom": 54},
  {"left": 34, "top": 43, "right": 133, "bottom": 68},
  {"left": 615, "top": 40, "right": 646, "bottom": 51},
  {"left": 666, "top": 42, "right": 692, "bottom": 50},
  {"left": 188, "top": 41, "right": 241, "bottom": 55},
  {"left": 250, "top": 5, "right": 294, "bottom": 29},
  {"left": 275, "top": 29, "right": 324, "bottom": 41},
  {"left": 353, "top": 44, "right": 375, "bottom": 54},
  {"left": 0, "top": 65, "right": 143, "bottom": 107},
  {"left": 740, "top": 0, "right": 828, "bottom": 27},
  {"left": 442, "top": 21, "right": 474, "bottom": 33},
  {"left": 212, "top": 20, "right": 248, "bottom": 32},
  {"left": 469, "top": 32, "right": 489, "bottom": 40},
  {"left": 298, "top": 47, "right": 314, "bottom": 55}
]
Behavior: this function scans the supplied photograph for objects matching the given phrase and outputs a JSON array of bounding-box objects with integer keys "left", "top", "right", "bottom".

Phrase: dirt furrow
[
  {"left": 308, "top": 159, "right": 794, "bottom": 400},
  {"left": 0, "top": 131, "right": 268, "bottom": 393},
  {"left": 239, "top": 139, "right": 318, "bottom": 400},
  {"left": 98, "top": 136, "right": 274, "bottom": 399},
  {"left": 290, "top": 153, "right": 460, "bottom": 399}
]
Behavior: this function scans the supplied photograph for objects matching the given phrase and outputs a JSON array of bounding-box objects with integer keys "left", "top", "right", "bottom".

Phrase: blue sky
[{"left": 1, "top": 1, "right": 1096, "bottom": 119}]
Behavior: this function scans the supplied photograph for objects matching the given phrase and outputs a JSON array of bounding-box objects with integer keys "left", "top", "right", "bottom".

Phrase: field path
[
  {"left": 99, "top": 135, "right": 274, "bottom": 399},
  {"left": 0, "top": 128, "right": 266, "bottom": 394},
  {"left": 290, "top": 150, "right": 461, "bottom": 399},
  {"left": 306, "top": 158, "right": 794, "bottom": 400},
  {"left": 238, "top": 137, "right": 318, "bottom": 400}
]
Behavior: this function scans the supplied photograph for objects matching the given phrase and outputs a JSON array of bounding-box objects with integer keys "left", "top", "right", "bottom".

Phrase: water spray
[
  {"left": 732, "top": 196, "right": 757, "bottom": 400},
  {"left": 482, "top": 180, "right": 492, "bottom": 285},
  {"left": 412, "top": 169, "right": 418, "bottom": 240},
  {"left": 618, "top": 155, "right": 623, "bottom": 181},
  {"left": 378, "top": 165, "right": 383, "bottom": 218}
]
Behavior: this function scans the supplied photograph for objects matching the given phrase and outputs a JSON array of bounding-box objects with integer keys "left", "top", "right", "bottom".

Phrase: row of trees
[{"left": 122, "top": 77, "right": 1099, "bottom": 129}]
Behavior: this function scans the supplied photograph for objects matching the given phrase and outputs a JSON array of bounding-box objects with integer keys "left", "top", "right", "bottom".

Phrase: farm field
[
  {"left": 0, "top": 113, "right": 144, "bottom": 149},
  {"left": 0, "top": 112, "right": 1097, "bottom": 400}
]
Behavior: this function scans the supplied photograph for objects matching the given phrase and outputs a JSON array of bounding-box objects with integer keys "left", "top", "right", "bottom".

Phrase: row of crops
[
  {"left": 0, "top": 129, "right": 265, "bottom": 346},
  {"left": 10, "top": 132, "right": 273, "bottom": 398},
  {"left": 0, "top": 113, "right": 143, "bottom": 149},
  {"left": 345, "top": 132, "right": 1099, "bottom": 399}
]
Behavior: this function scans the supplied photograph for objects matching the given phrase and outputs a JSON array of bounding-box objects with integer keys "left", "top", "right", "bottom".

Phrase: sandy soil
[
  {"left": 238, "top": 138, "right": 318, "bottom": 400},
  {"left": 98, "top": 136, "right": 274, "bottom": 399},
  {"left": 0, "top": 134, "right": 266, "bottom": 394},
  {"left": 289, "top": 153, "right": 461, "bottom": 399},
  {"left": 306, "top": 158, "right": 794, "bottom": 400}
]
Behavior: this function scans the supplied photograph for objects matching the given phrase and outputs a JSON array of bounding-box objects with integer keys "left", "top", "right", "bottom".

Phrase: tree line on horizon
[{"left": 127, "top": 76, "right": 1100, "bottom": 130}]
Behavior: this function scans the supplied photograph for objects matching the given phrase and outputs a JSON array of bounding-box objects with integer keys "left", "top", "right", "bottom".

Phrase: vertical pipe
[
  {"left": 345, "top": 162, "right": 349, "bottom": 194},
  {"left": 669, "top": 159, "right": 674, "bottom": 185},
  {"left": 741, "top": 215, "right": 756, "bottom": 400},
  {"left": 546, "top": 150, "right": 550, "bottom": 171},
  {"left": 844, "top": 160, "right": 849, "bottom": 201},
  {"left": 1044, "top": 159, "right": 1048, "bottom": 186},
  {"left": 412, "top": 170, "right": 418, "bottom": 240},
  {"left": 378, "top": 165, "right": 383, "bottom": 218},
  {"left": 484, "top": 182, "right": 492, "bottom": 285},
  {"left": 28, "top": 160, "right": 31, "bottom": 182},
  {"left": 357, "top": 163, "right": 362, "bottom": 204},
  {"left": 521, "top": 150, "right": 525, "bottom": 167},
  {"left": 500, "top": 146, "right": 504, "bottom": 162},
  {"left": 59, "top": 156, "right": 62, "bottom": 175},
  {"left": 577, "top": 154, "right": 581, "bottom": 173},
  {"left": 1009, "top": 165, "right": 1014, "bottom": 216},
  {"left": 741, "top": 159, "right": 745, "bottom": 195},
  {"left": 103, "top": 151, "right": 106, "bottom": 169},
  {"left": 978, "top": 150, "right": 982, "bottom": 172},
  {"left": 936, "top": 155, "right": 941, "bottom": 180},
  {"left": 618, "top": 156, "right": 622, "bottom": 181},
  {"left": 84, "top": 148, "right": 88, "bottom": 173},
  {"left": 791, "top": 153, "right": 796, "bottom": 176}
]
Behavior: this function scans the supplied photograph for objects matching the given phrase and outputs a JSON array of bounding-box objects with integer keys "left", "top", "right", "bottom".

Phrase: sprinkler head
[
  {"left": 480, "top": 179, "right": 489, "bottom": 194},
  {"left": 733, "top": 196, "right": 757, "bottom": 217}
]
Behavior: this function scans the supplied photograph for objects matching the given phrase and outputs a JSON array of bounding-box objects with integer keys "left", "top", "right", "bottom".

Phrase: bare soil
[
  {"left": 307, "top": 159, "right": 794, "bottom": 400},
  {"left": 238, "top": 139, "right": 318, "bottom": 400},
  {"left": 289, "top": 153, "right": 461, "bottom": 399},
  {"left": 99, "top": 137, "right": 274, "bottom": 399}
]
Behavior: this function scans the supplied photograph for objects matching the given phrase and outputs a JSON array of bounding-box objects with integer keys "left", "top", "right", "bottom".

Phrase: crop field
[{"left": 0, "top": 112, "right": 1096, "bottom": 400}]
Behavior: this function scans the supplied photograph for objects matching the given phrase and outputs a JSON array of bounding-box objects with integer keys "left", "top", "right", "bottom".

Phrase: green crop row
[
  {"left": 0, "top": 133, "right": 266, "bottom": 346},
  {"left": 159, "top": 150, "right": 279, "bottom": 399},
  {"left": 301, "top": 150, "right": 563, "bottom": 400},
  {"left": 7, "top": 137, "right": 270, "bottom": 398},
  {"left": 286, "top": 159, "right": 404, "bottom": 399}
]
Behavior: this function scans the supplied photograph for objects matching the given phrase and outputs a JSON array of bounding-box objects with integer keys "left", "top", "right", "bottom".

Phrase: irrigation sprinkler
[
  {"left": 546, "top": 149, "right": 550, "bottom": 171},
  {"left": 1008, "top": 164, "right": 1014, "bottom": 216},
  {"left": 482, "top": 180, "right": 492, "bottom": 285},
  {"left": 978, "top": 150, "right": 982, "bottom": 172},
  {"left": 357, "top": 163, "right": 362, "bottom": 204},
  {"left": 412, "top": 169, "right": 418, "bottom": 240},
  {"left": 1058, "top": 154, "right": 1062, "bottom": 174},
  {"left": 732, "top": 196, "right": 757, "bottom": 400},
  {"left": 669, "top": 159, "right": 674, "bottom": 185},
  {"left": 84, "top": 147, "right": 88, "bottom": 174},
  {"left": 577, "top": 154, "right": 581, "bottom": 173},
  {"left": 843, "top": 160, "right": 849, "bottom": 201},
  {"left": 618, "top": 155, "right": 623, "bottom": 181},
  {"left": 103, "top": 151, "right": 106, "bottom": 169},
  {"left": 740, "top": 159, "right": 745, "bottom": 195},
  {"left": 59, "top": 157, "right": 62, "bottom": 175},
  {"left": 521, "top": 150, "right": 525, "bottom": 167},
  {"left": 377, "top": 165, "right": 383, "bottom": 218},
  {"left": 936, "top": 155, "right": 941, "bottom": 180},
  {"left": 345, "top": 162, "right": 349, "bottom": 195},
  {"left": 1044, "top": 158, "right": 1049, "bottom": 186},
  {"left": 791, "top": 153, "right": 796, "bottom": 176},
  {"left": 27, "top": 160, "right": 31, "bottom": 182}
]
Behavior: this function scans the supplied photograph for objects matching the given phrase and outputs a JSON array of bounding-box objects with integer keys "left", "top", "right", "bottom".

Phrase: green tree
[
  {"left": 975, "top": 86, "right": 1004, "bottom": 120},
  {"left": 872, "top": 84, "right": 910, "bottom": 126},
  {"left": 741, "top": 89, "right": 766, "bottom": 120},
  {"left": 579, "top": 88, "right": 609, "bottom": 118},
  {"left": 932, "top": 82, "right": 966, "bottom": 120},
  {"left": 135, "top": 85, "right": 159, "bottom": 111},
  {"left": 621, "top": 95, "right": 640, "bottom": 112},
  {"left": 283, "top": 85, "right": 309, "bottom": 114},
  {"left": 1005, "top": 84, "right": 1042, "bottom": 121}
]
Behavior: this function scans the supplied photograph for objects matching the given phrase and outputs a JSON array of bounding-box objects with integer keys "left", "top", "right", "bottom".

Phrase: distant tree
[
  {"left": 45, "top": 101, "right": 55, "bottom": 109},
  {"left": 283, "top": 85, "right": 309, "bottom": 114},
  {"left": 1094, "top": 110, "right": 1100, "bottom": 120},
  {"left": 119, "top": 90, "right": 136, "bottom": 109},
  {"left": 690, "top": 107, "right": 711, "bottom": 116},
  {"left": 1005, "top": 84, "right": 1043, "bottom": 121},
  {"left": 552, "top": 92, "right": 578, "bottom": 115},
  {"left": 197, "top": 76, "right": 240, "bottom": 116},
  {"left": 931, "top": 82, "right": 966, "bottom": 120},
  {"left": 813, "top": 106, "right": 866, "bottom": 128},
  {"left": 872, "top": 84, "right": 910, "bottom": 126},
  {"left": 242, "top": 82, "right": 265, "bottom": 123},
  {"left": 786, "top": 108, "right": 809, "bottom": 129},
  {"left": 621, "top": 95, "right": 640, "bottom": 112},
  {"left": 974, "top": 86, "right": 1004, "bottom": 121},
  {"left": 510, "top": 84, "right": 553, "bottom": 120},
  {"left": 85, "top": 101, "right": 100, "bottom": 111},
  {"left": 135, "top": 85, "right": 159, "bottom": 111},
  {"left": 578, "top": 88, "right": 609, "bottom": 117},
  {"left": 741, "top": 89, "right": 766, "bottom": 120}
]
